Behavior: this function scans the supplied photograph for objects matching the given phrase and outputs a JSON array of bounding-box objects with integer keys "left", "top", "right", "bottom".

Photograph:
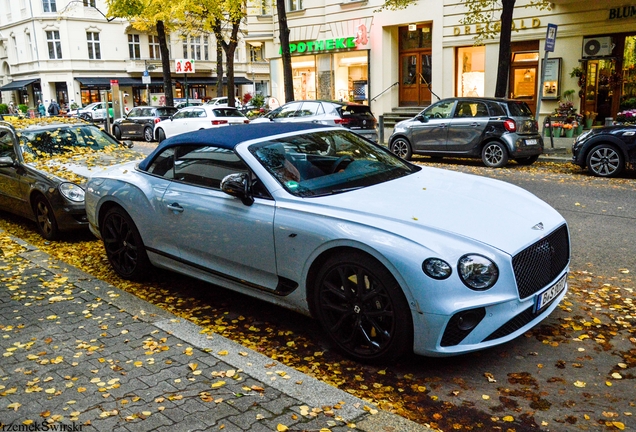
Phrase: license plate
[
  {"left": 526, "top": 139, "right": 538, "bottom": 145},
  {"left": 535, "top": 273, "right": 567, "bottom": 312}
]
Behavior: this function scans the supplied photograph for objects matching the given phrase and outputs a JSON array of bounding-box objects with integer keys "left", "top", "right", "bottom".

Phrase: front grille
[
  {"left": 512, "top": 224, "right": 570, "bottom": 299},
  {"left": 483, "top": 306, "right": 535, "bottom": 341}
]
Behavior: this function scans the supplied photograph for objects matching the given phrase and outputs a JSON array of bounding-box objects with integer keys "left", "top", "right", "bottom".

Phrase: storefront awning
[
  {"left": 76, "top": 76, "right": 252, "bottom": 88},
  {"left": 0, "top": 78, "right": 40, "bottom": 91}
]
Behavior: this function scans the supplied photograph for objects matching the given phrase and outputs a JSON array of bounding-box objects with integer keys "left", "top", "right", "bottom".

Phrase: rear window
[
  {"left": 505, "top": 101, "right": 533, "bottom": 117},
  {"left": 212, "top": 108, "right": 246, "bottom": 118},
  {"left": 156, "top": 107, "right": 178, "bottom": 116},
  {"left": 337, "top": 104, "right": 375, "bottom": 118}
]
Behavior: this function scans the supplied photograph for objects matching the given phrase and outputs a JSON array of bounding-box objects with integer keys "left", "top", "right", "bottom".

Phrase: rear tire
[
  {"left": 390, "top": 138, "right": 413, "bottom": 160},
  {"left": 143, "top": 126, "right": 154, "bottom": 142},
  {"left": 112, "top": 126, "right": 122, "bottom": 140},
  {"left": 482, "top": 142, "right": 509, "bottom": 168},
  {"left": 101, "top": 207, "right": 151, "bottom": 280}
]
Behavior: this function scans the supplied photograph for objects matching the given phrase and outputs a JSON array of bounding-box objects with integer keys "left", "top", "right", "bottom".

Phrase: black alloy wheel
[
  {"left": 313, "top": 252, "right": 412, "bottom": 363},
  {"left": 112, "top": 126, "right": 122, "bottom": 140},
  {"left": 33, "top": 195, "right": 59, "bottom": 240},
  {"left": 143, "top": 126, "right": 154, "bottom": 142},
  {"left": 482, "top": 142, "right": 509, "bottom": 168},
  {"left": 390, "top": 138, "right": 413, "bottom": 160},
  {"left": 101, "top": 207, "right": 151, "bottom": 280},
  {"left": 586, "top": 144, "right": 624, "bottom": 177}
]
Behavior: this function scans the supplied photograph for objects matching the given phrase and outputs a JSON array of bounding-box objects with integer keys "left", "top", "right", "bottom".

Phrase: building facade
[{"left": 0, "top": 0, "right": 266, "bottom": 115}]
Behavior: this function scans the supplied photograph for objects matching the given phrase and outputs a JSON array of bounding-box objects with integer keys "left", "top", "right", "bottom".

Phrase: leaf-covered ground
[{"left": 1, "top": 159, "right": 635, "bottom": 431}]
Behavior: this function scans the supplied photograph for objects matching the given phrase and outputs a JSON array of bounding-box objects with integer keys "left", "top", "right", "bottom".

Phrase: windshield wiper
[{"left": 306, "top": 186, "right": 364, "bottom": 197}]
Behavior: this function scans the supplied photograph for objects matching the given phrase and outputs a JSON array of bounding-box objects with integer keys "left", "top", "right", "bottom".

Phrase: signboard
[
  {"left": 541, "top": 57, "right": 561, "bottom": 100},
  {"left": 142, "top": 70, "right": 151, "bottom": 84},
  {"left": 175, "top": 59, "right": 195, "bottom": 73},
  {"left": 545, "top": 23, "right": 558, "bottom": 52}
]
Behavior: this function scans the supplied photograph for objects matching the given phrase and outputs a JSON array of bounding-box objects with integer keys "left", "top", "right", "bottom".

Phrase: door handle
[
  {"left": 471, "top": 122, "right": 480, "bottom": 127},
  {"left": 167, "top": 203, "right": 184, "bottom": 213}
]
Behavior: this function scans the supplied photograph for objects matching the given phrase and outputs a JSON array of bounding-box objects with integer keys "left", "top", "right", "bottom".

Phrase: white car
[
  {"left": 77, "top": 101, "right": 113, "bottom": 122},
  {"left": 206, "top": 96, "right": 243, "bottom": 108},
  {"left": 154, "top": 106, "right": 249, "bottom": 142}
]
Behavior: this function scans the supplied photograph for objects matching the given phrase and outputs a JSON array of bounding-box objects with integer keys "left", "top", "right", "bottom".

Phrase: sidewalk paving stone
[{"left": 0, "top": 231, "right": 431, "bottom": 431}]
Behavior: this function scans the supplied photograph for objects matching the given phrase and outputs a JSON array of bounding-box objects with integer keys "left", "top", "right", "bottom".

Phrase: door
[
  {"left": 510, "top": 65, "right": 537, "bottom": 114},
  {"left": 446, "top": 101, "right": 489, "bottom": 154},
  {"left": 120, "top": 108, "right": 141, "bottom": 136},
  {"left": 399, "top": 52, "right": 432, "bottom": 107},
  {"left": 410, "top": 99, "right": 455, "bottom": 152},
  {"left": 0, "top": 126, "right": 28, "bottom": 215}
]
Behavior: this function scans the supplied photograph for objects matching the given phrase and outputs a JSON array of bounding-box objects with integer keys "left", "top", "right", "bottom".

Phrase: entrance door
[{"left": 399, "top": 52, "right": 432, "bottom": 107}]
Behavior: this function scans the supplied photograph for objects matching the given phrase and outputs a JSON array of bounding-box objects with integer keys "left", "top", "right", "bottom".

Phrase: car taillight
[
  {"left": 211, "top": 120, "right": 228, "bottom": 125},
  {"left": 154, "top": 118, "right": 161, "bottom": 124},
  {"left": 503, "top": 119, "right": 516, "bottom": 132},
  {"left": 244, "top": 119, "right": 250, "bottom": 124},
  {"left": 334, "top": 118, "right": 352, "bottom": 125}
]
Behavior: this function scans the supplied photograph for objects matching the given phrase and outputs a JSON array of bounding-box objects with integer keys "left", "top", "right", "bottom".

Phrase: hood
[
  {"left": 293, "top": 167, "right": 565, "bottom": 255},
  {"left": 26, "top": 148, "right": 145, "bottom": 186}
]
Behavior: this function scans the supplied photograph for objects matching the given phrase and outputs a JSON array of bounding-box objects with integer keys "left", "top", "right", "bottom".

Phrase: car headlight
[
  {"left": 422, "top": 258, "right": 452, "bottom": 279},
  {"left": 458, "top": 254, "right": 499, "bottom": 290},
  {"left": 59, "top": 182, "right": 85, "bottom": 202}
]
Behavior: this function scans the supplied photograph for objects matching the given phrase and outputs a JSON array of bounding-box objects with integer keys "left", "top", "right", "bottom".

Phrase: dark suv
[
  {"left": 389, "top": 97, "right": 543, "bottom": 167},
  {"left": 251, "top": 100, "right": 378, "bottom": 142},
  {"left": 112, "top": 106, "right": 178, "bottom": 142}
]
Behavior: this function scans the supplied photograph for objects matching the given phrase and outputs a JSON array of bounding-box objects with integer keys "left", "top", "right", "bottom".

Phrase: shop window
[
  {"left": 128, "top": 34, "right": 141, "bottom": 59},
  {"left": 456, "top": 46, "right": 484, "bottom": 97},
  {"left": 622, "top": 36, "right": 636, "bottom": 106}
]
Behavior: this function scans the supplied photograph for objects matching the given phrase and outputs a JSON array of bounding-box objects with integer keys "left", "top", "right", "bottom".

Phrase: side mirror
[
  {"left": 221, "top": 173, "right": 254, "bottom": 206},
  {"left": 416, "top": 114, "right": 428, "bottom": 123},
  {"left": 122, "top": 140, "right": 134, "bottom": 148},
  {"left": 0, "top": 156, "right": 15, "bottom": 167}
]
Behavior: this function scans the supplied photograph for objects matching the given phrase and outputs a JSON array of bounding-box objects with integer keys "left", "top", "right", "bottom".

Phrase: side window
[
  {"left": 276, "top": 102, "right": 302, "bottom": 118},
  {"left": 425, "top": 101, "right": 455, "bottom": 119},
  {"left": 489, "top": 102, "right": 506, "bottom": 117},
  {"left": 146, "top": 148, "right": 176, "bottom": 177},
  {"left": 298, "top": 102, "right": 321, "bottom": 117},
  {"left": 0, "top": 130, "right": 17, "bottom": 159},
  {"left": 173, "top": 145, "right": 249, "bottom": 189},
  {"left": 455, "top": 103, "right": 475, "bottom": 118},
  {"left": 173, "top": 110, "right": 189, "bottom": 120},
  {"left": 473, "top": 102, "right": 489, "bottom": 117},
  {"left": 128, "top": 108, "right": 141, "bottom": 117},
  {"left": 193, "top": 109, "right": 206, "bottom": 118}
]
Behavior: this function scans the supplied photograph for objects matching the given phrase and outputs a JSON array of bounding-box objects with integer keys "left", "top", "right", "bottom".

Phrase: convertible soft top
[{"left": 138, "top": 122, "right": 329, "bottom": 171}]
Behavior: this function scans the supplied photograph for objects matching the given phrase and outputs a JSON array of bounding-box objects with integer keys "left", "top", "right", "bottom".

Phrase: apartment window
[
  {"left": 46, "top": 30, "right": 62, "bottom": 59},
  {"left": 191, "top": 36, "right": 201, "bottom": 60},
  {"left": 87, "top": 32, "right": 101, "bottom": 60},
  {"left": 149, "top": 35, "right": 160, "bottom": 59},
  {"left": 42, "top": 0, "right": 56, "bottom": 12},
  {"left": 204, "top": 36, "right": 209, "bottom": 61},
  {"left": 288, "top": 0, "right": 302, "bottom": 11},
  {"left": 128, "top": 34, "right": 141, "bottom": 59},
  {"left": 27, "top": 33, "right": 33, "bottom": 61},
  {"left": 11, "top": 36, "right": 18, "bottom": 61},
  {"left": 249, "top": 45, "right": 263, "bottom": 62},
  {"left": 83, "top": 0, "right": 95, "bottom": 6},
  {"left": 182, "top": 36, "right": 208, "bottom": 61},
  {"left": 261, "top": 0, "right": 271, "bottom": 15}
]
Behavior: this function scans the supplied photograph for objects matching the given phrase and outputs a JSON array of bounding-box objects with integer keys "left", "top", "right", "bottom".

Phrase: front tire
[
  {"left": 390, "top": 138, "right": 413, "bottom": 160},
  {"left": 33, "top": 195, "right": 59, "bottom": 240},
  {"left": 586, "top": 144, "right": 624, "bottom": 177},
  {"left": 313, "top": 251, "right": 412, "bottom": 363},
  {"left": 143, "top": 126, "right": 154, "bottom": 142},
  {"left": 482, "top": 142, "right": 509, "bottom": 168},
  {"left": 101, "top": 207, "right": 151, "bottom": 280},
  {"left": 157, "top": 128, "right": 166, "bottom": 143}
]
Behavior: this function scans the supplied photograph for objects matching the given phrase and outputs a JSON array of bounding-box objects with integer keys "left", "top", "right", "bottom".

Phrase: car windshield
[
  {"left": 19, "top": 124, "right": 121, "bottom": 159},
  {"left": 250, "top": 129, "right": 420, "bottom": 197}
]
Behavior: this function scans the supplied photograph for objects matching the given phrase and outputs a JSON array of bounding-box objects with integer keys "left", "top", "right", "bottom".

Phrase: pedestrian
[
  {"left": 47, "top": 99, "right": 60, "bottom": 116},
  {"left": 37, "top": 100, "right": 46, "bottom": 117},
  {"left": 8, "top": 102, "right": 16, "bottom": 114}
]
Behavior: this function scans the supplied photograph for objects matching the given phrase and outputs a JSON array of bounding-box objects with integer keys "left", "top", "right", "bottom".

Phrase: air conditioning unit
[{"left": 582, "top": 37, "right": 613, "bottom": 58}]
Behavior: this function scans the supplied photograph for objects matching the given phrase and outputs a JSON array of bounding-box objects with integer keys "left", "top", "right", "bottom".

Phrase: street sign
[
  {"left": 142, "top": 75, "right": 151, "bottom": 84},
  {"left": 175, "top": 59, "right": 195, "bottom": 73},
  {"left": 545, "top": 23, "right": 558, "bottom": 52}
]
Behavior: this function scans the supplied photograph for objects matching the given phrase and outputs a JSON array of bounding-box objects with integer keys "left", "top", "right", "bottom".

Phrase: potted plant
[{"left": 585, "top": 111, "right": 597, "bottom": 128}]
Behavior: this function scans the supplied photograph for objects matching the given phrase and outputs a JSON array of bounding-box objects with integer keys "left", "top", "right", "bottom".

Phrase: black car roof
[{"left": 138, "top": 123, "right": 329, "bottom": 171}]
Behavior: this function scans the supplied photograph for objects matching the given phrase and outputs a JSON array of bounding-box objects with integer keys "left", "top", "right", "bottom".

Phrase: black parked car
[
  {"left": 572, "top": 125, "right": 636, "bottom": 177},
  {"left": 389, "top": 97, "right": 543, "bottom": 168},
  {"left": 112, "top": 106, "right": 178, "bottom": 142},
  {"left": 0, "top": 118, "right": 144, "bottom": 239}
]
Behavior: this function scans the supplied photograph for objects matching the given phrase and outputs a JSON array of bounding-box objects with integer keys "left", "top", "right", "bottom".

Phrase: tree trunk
[
  {"left": 223, "top": 23, "right": 240, "bottom": 108},
  {"left": 213, "top": 23, "right": 224, "bottom": 98},
  {"left": 156, "top": 20, "right": 174, "bottom": 107},
  {"left": 494, "top": 0, "right": 515, "bottom": 98},
  {"left": 277, "top": 0, "right": 294, "bottom": 102}
]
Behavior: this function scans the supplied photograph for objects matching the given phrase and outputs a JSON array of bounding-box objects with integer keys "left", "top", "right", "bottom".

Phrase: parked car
[
  {"left": 206, "top": 96, "right": 242, "bottom": 108},
  {"left": 0, "top": 118, "right": 144, "bottom": 239},
  {"left": 389, "top": 97, "right": 543, "bottom": 167},
  {"left": 77, "top": 101, "right": 114, "bottom": 122},
  {"left": 571, "top": 124, "right": 636, "bottom": 177},
  {"left": 251, "top": 100, "right": 378, "bottom": 142},
  {"left": 154, "top": 106, "right": 249, "bottom": 142},
  {"left": 85, "top": 123, "right": 570, "bottom": 363},
  {"left": 112, "top": 106, "right": 178, "bottom": 142}
]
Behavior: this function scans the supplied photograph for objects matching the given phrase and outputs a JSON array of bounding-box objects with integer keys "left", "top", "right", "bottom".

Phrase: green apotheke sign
[{"left": 280, "top": 36, "right": 359, "bottom": 55}]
